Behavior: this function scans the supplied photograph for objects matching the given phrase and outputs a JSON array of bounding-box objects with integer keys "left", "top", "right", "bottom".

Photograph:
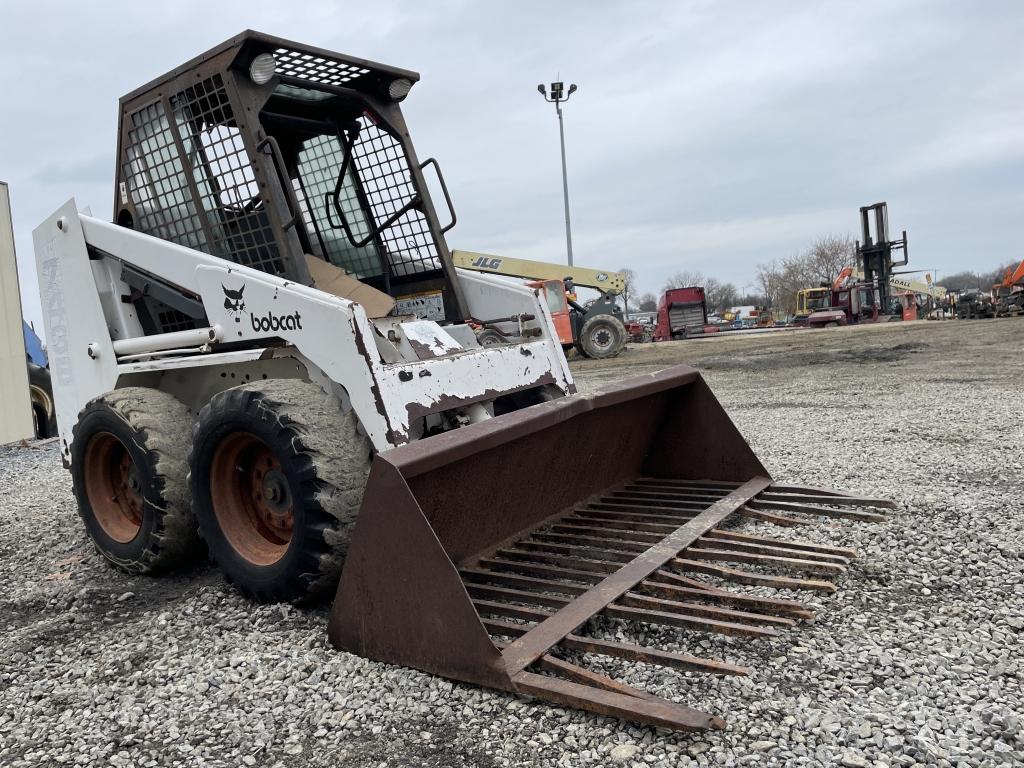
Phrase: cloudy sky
[{"left": 2, "top": 1, "right": 1021, "bottom": 328}]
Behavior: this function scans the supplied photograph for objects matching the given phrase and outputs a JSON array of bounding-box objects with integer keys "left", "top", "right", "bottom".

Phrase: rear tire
[
  {"left": 577, "top": 315, "right": 626, "bottom": 359},
  {"left": 188, "top": 379, "right": 371, "bottom": 603},
  {"left": 70, "top": 388, "right": 199, "bottom": 574},
  {"left": 28, "top": 363, "right": 56, "bottom": 438}
]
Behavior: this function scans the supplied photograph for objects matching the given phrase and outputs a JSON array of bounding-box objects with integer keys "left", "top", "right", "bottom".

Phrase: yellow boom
[{"left": 452, "top": 250, "right": 625, "bottom": 294}]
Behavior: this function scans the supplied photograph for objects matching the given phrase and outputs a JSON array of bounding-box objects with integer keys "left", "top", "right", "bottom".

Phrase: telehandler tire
[
  {"left": 70, "top": 388, "right": 199, "bottom": 574},
  {"left": 28, "top": 363, "right": 57, "bottom": 438},
  {"left": 188, "top": 379, "right": 371, "bottom": 603},
  {"left": 476, "top": 328, "right": 504, "bottom": 347},
  {"left": 576, "top": 315, "right": 626, "bottom": 359}
]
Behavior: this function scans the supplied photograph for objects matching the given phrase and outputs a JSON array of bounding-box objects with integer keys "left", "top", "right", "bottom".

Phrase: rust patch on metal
[{"left": 403, "top": 373, "right": 557, "bottom": 424}]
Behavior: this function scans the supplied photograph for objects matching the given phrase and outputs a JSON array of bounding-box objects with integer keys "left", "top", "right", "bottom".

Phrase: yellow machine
[
  {"left": 795, "top": 287, "right": 830, "bottom": 323},
  {"left": 452, "top": 250, "right": 626, "bottom": 294}
]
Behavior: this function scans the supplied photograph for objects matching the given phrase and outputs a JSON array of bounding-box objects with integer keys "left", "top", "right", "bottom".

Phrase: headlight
[
  {"left": 249, "top": 53, "right": 277, "bottom": 85},
  {"left": 388, "top": 78, "right": 413, "bottom": 101}
]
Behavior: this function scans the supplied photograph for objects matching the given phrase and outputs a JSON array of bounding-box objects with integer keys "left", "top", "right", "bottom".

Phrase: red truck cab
[{"left": 654, "top": 287, "right": 708, "bottom": 341}]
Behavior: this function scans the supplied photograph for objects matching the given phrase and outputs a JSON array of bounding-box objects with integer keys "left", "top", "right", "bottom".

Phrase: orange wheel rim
[
  {"left": 83, "top": 432, "right": 144, "bottom": 543},
  {"left": 210, "top": 432, "right": 293, "bottom": 566}
]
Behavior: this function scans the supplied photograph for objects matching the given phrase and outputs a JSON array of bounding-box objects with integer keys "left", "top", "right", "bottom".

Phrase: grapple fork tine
[{"left": 329, "top": 366, "right": 892, "bottom": 732}]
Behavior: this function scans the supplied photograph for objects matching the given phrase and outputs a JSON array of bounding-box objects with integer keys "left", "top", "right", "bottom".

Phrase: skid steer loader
[{"left": 34, "top": 31, "right": 893, "bottom": 732}]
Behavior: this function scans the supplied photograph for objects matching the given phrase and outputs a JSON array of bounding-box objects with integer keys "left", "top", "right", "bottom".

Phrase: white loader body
[{"left": 34, "top": 200, "right": 574, "bottom": 460}]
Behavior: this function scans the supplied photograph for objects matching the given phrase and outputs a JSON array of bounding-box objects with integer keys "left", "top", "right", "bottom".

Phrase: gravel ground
[{"left": 1, "top": 318, "right": 1021, "bottom": 767}]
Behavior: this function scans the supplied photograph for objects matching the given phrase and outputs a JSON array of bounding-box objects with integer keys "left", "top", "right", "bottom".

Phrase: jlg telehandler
[{"left": 34, "top": 31, "right": 892, "bottom": 732}]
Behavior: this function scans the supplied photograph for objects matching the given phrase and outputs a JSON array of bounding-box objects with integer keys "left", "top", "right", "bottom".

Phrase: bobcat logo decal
[{"left": 222, "top": 283, "right": 246, "bottom": 322}]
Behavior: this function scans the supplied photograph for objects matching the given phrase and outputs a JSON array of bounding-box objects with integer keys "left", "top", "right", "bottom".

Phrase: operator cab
[{"left": 114, "top": 31, "right": 465, "bottom": 332}]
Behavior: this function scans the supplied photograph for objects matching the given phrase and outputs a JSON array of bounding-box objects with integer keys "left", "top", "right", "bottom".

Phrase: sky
[{"left": 2, "top": 0, "right": 1022, "bottom": 330}]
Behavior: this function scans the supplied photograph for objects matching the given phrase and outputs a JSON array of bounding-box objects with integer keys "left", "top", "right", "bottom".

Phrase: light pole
[{"left": 537, "top": 81, "right": 578, "bottom": 266}]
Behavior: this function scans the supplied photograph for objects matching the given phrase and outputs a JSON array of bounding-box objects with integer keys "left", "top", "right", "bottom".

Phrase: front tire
[
  {"left": 188, "top": 379, "right": 371, "bottom": 603},
  {"left": 70, "top": 388, "right": 199, "bottom": 574},
  {"left": 577, "top": 315, "right": 626, "bottom": 359}
]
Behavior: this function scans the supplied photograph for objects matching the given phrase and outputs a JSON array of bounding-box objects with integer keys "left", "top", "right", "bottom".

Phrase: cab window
[{"left": 544, "top": 281, "right": 568, "bottom": 314}]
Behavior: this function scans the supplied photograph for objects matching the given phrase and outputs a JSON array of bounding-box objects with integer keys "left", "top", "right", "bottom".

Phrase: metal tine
[
  {"left": 548, "top": 522, "right": 665, "bottom": 543},
  {"left": 684, "top": 546, "right": 847, "bottom": 575},
  {"left": 741, "top": 507, "right": 807, "bottom": 527},
  {"left": 588, "top": 500, "right": 706, "bottom": 516},
  {"left": 627, "top": 484, "right": 741, "bottom": 500},
  {"left": 703, "top": 530, "right": 857, "bottom": 559},
  {"left": 486, "top": 546, "right": 817, "bottom": 619},
  {"left": 575, "top": 507, "right": 699, "bottom": 526},
  {"left": 648, "top": 570, "right": 814, "bottom": 616},
  {"left": 475, "top": 593, "right": 778, "bottom": 638},
  {"left": 673, "top": 559, "right": 837, "bottom": 593},
  {"left": 512, "top": 669, "right": 726, "bottom": 731},
  {"left": 605, "top": 492, "right": 718, "bottom": 508},
  {"left": 493, "top": 548, "right": 622, "bottom": 574},
  {"left": 689, "top": 537, "right": 850, "bottom": 565},
  {"left": 531, "top": 531, "right": 651, "bottom": 554},
  {"left": 605, "top": 604, "right": 781, "bottom": 639},
  {"left": 746, "top": 499, "right": 887, "bottom": 523},
  {"left": 517, "top": 538, "right": 841, "bottom": 585},
  {"left": 540, "top": 528, "right": 851, "bottom": 565},
  {"left": 478, "top": 596, "right": 780, "bottom": 640},
  {"left": 483, "top": 617, "right": 751, "bottom": 677},
  {"left": 460, "top": 568, "right": 589, "bottom": 596},
  {"left": 760, "top": 492, "right": 895, "bottom": 510},
  {"left": 566, "top": 515, "right": 682, "bottom": 535},
  {"left": 617, "top": 592, "right": 797, "bottom": 628},
  {"left": 652, "top": 569, "right": 728, "bottom": 591},
  {"left": 473, "top": 598, "right": 554, "bottom": 623},
  {"left": 637, "top": 478, "right": 743, "bottom": 489},
  {"left": 475, "top": 558, "right": 605, "bottom": 584},
  {"left": 515, "top": 539, "right": 637, "bottom": 564},
  {"left": 592, "top": 498, "right": 710, "bottom": 514},
  {"left": 769, "top": 484, "right": 897, "bottom": 509},
  {"left": 535, "top": 654, "right": 661, "bottom": 700},
  {"left": 467, "top": 582, "right": 572, "bottom": 609},
  {"left": 639, "top": 578, "right": 815, "bottom": 620},
  {"left": 615, "top": 488, "right": 730, "bottom": 503}
]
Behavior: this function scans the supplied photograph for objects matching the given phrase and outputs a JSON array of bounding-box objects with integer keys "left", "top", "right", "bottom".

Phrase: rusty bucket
[{"left": 328, "top": 365, "right": 892, "bottom": 731}]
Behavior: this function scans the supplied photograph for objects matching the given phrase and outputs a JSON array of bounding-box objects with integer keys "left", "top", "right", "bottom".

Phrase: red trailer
[{"left": 654, "top": 287, "right": 708, "bottom": 341}]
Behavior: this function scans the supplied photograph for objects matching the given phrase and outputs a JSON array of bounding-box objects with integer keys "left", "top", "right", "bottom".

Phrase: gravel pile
[{"left": 1, "top": 319, "right": 1021, "bottom": 766}]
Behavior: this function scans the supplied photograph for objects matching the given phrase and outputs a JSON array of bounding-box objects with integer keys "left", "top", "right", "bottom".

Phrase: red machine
[
  {"left": 807, "top": 282, "right": 880, "bottom": 327},
  {"left": 654, "top": 287, "right": 708, "bottom": 341}
]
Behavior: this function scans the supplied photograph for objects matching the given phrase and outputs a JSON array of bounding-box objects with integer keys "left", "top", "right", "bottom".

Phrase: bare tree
[
  {"left": 753, "top": 234, "right": 857, "bottom": 316},
  {"left": 663, "top": 270, "right": 706, "bottom": 292},
  {"left": 617, "top": 267, "right": 637, "bottom": 312},
  {"left": 638, "top": 292, "right": 658, "bottom": 312},
  {"left": 756, "top": 260, "right": 784, "bottom": 309},
  {"left": 705, "top": 278, "right": 739, "bottom": 313},
  {"left": 806, "top": 234, "right": 855, "bottom": 285},
  {"left": 942, "top": 263, "right": 1017, "bottom": 293}
]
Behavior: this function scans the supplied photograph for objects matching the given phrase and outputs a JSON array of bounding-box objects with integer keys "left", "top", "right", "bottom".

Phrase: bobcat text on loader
[{"left": 34, "top": 31, "right": 893, "bottom": 732}]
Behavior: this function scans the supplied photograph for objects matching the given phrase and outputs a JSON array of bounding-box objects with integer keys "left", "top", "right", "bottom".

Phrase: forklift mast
[{"left": 856, "top": 202, "right": 908, "bottom": 314}]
